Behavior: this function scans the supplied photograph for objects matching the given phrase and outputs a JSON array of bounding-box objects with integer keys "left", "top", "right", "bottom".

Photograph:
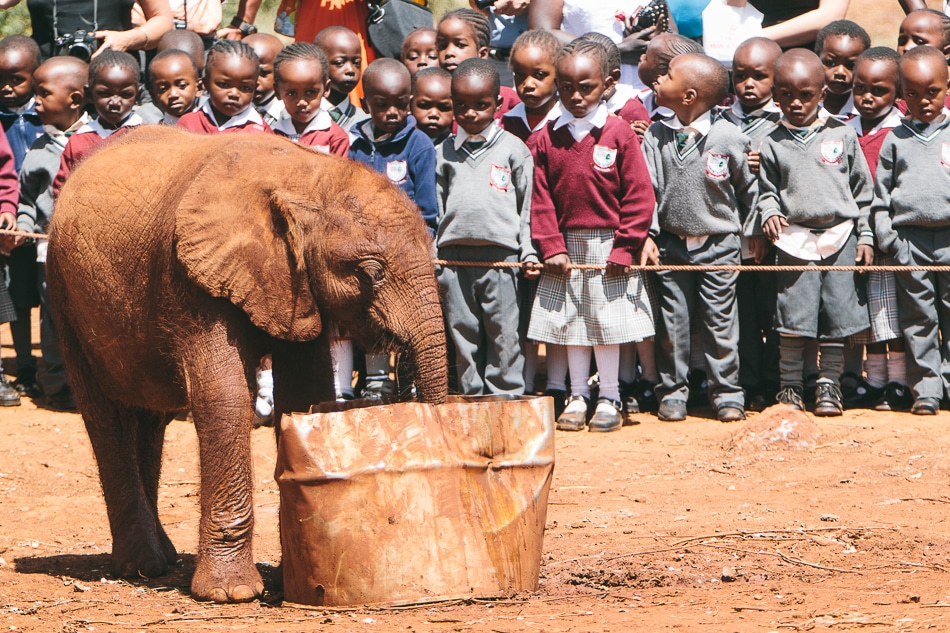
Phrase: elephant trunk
[{"left": 401, "top": 284, "right": 448, "bottom": 405}]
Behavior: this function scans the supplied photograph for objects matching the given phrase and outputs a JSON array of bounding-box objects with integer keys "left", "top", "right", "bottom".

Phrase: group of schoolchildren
[{"left": 0, "top": 7, "right": 948, "bottom": 433}]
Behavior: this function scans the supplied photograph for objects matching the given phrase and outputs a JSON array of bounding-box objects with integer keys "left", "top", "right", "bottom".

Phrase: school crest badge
[
  {"left": 941, "top": 143, "right": 950, "bottom": 168},
  {"left": 592, "top": 145, "right": 617, "bottom": 172},
  {"left": 820, "top": 140, "right": 844, "bottom": 165},
  {"left": 705, "top": 152, "right": 729, "bottom": 179},
  {"left": 386, "top": 160, "right": 408, "bottom": 184},
  {"left": 489, "top": 164, "right": 511, "bottom": 192}
]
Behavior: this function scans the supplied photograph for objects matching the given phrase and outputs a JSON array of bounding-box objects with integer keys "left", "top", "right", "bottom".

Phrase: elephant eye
[{"left": 357, "top": 258, "right": 385, "bottom": 287}]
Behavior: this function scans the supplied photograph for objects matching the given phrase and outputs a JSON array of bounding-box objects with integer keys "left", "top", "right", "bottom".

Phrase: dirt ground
[{"left": 2, "top": 308, "right": 950, "bottom": 633}]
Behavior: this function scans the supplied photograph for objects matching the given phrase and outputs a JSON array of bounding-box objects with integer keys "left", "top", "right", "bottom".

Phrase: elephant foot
[
  {"left": 191, "top": 555, "right": 264, "bottom": 603},
  {"left": 110, "top": 538, "right": 170, "bottom": 580},
  {"left": 157, "top": 524, "right": 178, "bottom": 566}
]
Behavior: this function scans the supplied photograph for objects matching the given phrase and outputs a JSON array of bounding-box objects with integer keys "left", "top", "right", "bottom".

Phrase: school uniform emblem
[
  {"left": 941, "top": 143, "right": 950, "bottom": 168},
  {"left": 489, "top": 164, "right": 511, "bottom": 192},
  {"left": 386, "top": 159, "right": 408, "bottom": 184},
  {"left": 705, "top": 152, "right": 729, "bottom": 179},
  {"left": 820, "top": 140, "right": 844, "bottom": 165},
  {"left": 592, "top": 145, "right": 617, "bottom": 172}
]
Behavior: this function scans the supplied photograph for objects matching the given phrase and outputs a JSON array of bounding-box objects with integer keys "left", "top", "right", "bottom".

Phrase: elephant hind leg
[{"left": 136, "top": 408, "right": 178, "bottom": 565}]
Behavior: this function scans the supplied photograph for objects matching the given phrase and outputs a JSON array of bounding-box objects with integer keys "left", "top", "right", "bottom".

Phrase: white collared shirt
[
  {"left": 76, "top": 111, "right": 144, "bottom": 138},
  {"left": 504, "top": 101, "right": 562, "bottom": 134},
  {"left": 661, "top": 110, "right": 713, "bottom": 139},
  {"left": 824, "top": 93, "right": 858, "bottom": 121},
  {"left": 780, "top": 107, "right": 832, "bottom": 132},
  {"left": 727, "top": 98, "right": 781, "bottom": 122},
  {"left": 846, "top": 106, "right": 902, "bottom": 138},
  {"left": 9, "top": 96, "right": 35, "bottom": 115},
  {"left": 907, "top": 107, "right": 950, "bottom": 137},
  {"left": 637, "top": 88, "right": 674, "bottom": 121},
  {"left": 258, "top": 94, "right": 288, "bottom": 124},
  {"left": 272, "top": 109, "right": 333, "bottom": 138},
  {"left": 200, "top": 99, "right": 265, "bottom": 131},
  {"left": 605, "top": 84, "right": 639, "bottom": 113},
  {"left": 453, "top": 120, "right": 498, "bottom": 151},
  {"left": 554, "top": 103, "right": 609, "bottom": 142},
  {"left": 42, "top": 112, "right": 90, "bottom": 149}
]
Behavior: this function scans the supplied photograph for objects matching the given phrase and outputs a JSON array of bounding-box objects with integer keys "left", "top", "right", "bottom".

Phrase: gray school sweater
[
  {"left": 755, "top": 117, "right": 874, "bottom": 247},
  {"left": 871, "top": 117, "right": 950, "bottom": 254},
  {"left": 17, "top": 132, "right": 64, "bottom": 235},
  {"left": 435, "top": 126, "right": 538, "bottom": 262},
  {"left": 641, "top": 117, "right": 758, "bottom": 237}
]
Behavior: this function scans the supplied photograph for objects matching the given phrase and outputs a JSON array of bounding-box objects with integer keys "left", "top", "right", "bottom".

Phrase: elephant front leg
[{"left": 185, "top": 320, "right": 263, "bottom": 603}]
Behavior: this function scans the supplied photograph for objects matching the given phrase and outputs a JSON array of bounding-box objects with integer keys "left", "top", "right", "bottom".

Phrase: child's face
[
  {"left": 401, "top": 30, "right": 438, "bottom": 76},
  {"left": 0, "top": 48, "right": 36, "bottom": 110},
  {"left": 411, "top": 74, "right": 453, "bottom": 138},
  {"left": 247, "top": 40, "right": 282, "bottom": 105},
  {"left": 818, "top": 34, "right": 865, "bottom": 96},
  {"left": 148, "top": 55, "right": 198, "bottom": 119},
  {"left": 510, "top": 45, "right": 557, "bottom": 113},
  {"left": 206, "top": 54, "right": 258, "bottom": 118},
  {"left": 653, "top": 56, "right": 691, "bottom": 116},
  {"left": 90, "top": 65, "right": 138, "bottom": 127},
  {"left": 898, "top": 12, "right": 948, "bottom": 55},
  {"left": 364, "top": 72, "right": 411, "bottom": 135},
  {"left": 33, "top": 65, "right": 81, "bottom": 129},
  {"left": 452, "top": 73, "right": 499, "bottom": 135},
  {"left": 556, "top": 54, "right": 612, "bottom": 119},
  {"left": 637, "top": 36, "right": 671, "bottom": 89},
  {"left": 276, "top": 59, "right": 329, "bottom": 127},
  {"left": 322, "top": 32, "right": 362, "bottom": 96},
  {"left": 773, "top": 62, "right": 825, "bottom": 127},
  {"left": 852, "top": 58, "right": 898, "bottom": 123},
  {"left": 437, "top": 17, "right": 487, "bottom": 73},
  {"left": 901, "top": 56, "right": 948, "bottom": 123},
  {"left": 732, "top": 43, "right": 775, "bottom": 110}
]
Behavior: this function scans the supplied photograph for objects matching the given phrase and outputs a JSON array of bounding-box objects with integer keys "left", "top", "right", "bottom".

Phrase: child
[
  {"left": 897, "top": 9, "right": 950, "bottom": 57},
  {"left": 401, "top": 27, "right": 439, "bottom": 77},
  {"left": 871, "top": 46, "right": 950, "bottom": 415},
  {"left": 717, "top": 36, "right": 783, "bottom": 411},
  {"left": 642, "top": 53, "right": 756, "bottom": 423},
  {"left": 815, "top": 20, "right": 871, "bottom": 120},
  {"left": 581, "top": 32, "right": 649, "bottom": 126},
  {"left": 177, "top": 40, "right": 271, "bottom": 135},
  {"left": 631, "top": 33, "right": 704, "bottom": 138},
  {"left": 272, "top": 43, "right": 349, "bottom": 156},
  {"left": 349, "top": 58, "right": 437, "bottom": 398},
  {"left": 15, "top": 56, "right": 89, "bottom": 410},
  {"left": 411, "top": 67, "right": 453, "bottom": 145},
  {"left": 156, "top": 29, "right": 208, "bottom": 78},
  {"left": 528, "top": 38, "right": 656, "bottom": 433},
  {"left": 756, "top": 49, "right": 874, "bottom": 416},
  {"left": 53, "top": 50, "right": 144, "bottom": 194},
  {"left": 435, "top": 58, "right": 539, "bottom": 395},
  {"left": 0, "top": 34, "right": 42, "bottom": 400},
  {"left": 244, "top": 33, "right": 287, "bottom": 127},
  {"left": 501, "top": 29, "right": 562, "bottom": 144},
  {"left": 436, "top": 8, "right": 520, "bottom": 118},
  {"left": 846, "top": 47, "right": 909, "bottom": 411},
  {"left": 148, "top": 49, "right": 200, "bottom": 125},
  {"left": 314, "top": 26, "right": 369, "bottom": 135}
]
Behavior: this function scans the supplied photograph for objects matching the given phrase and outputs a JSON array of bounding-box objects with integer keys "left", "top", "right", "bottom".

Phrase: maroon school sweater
[
  {"left": 531, "top": 115, "right": 656, "bottom": 267},
  {"left": 274, "top": 124, "right": 350, "bottom": 157},
  {"left": 177, "top": 108, "right": 272, "bottom": 135},
  {"left": 858, "top": 125, "right": 894, "bottom": 181},
  {"left": 613, "top": 96, "right": 650, "bottom": 126},
  {"left": 497, "top": 86, "right": 521, "bottom": 120},
  {"left": 53, "top": 127, "right": 135, "bottom": 196}
]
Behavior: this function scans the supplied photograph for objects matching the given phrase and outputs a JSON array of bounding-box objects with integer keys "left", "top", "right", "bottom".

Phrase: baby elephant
[{"left": 46, "top": 127, "right": 447, "bottom": 602}]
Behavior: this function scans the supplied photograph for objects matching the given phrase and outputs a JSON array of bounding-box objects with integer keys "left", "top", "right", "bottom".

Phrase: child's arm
[
  {"left": 0, "top": 130, "right": 17, "bottom": 231},
  {"left": 732, "top": 135, "right": 759, "bottom": 227},
  {"left": 848, "top": 135, "right": 876, "bottom": 265},
  {"left": 530, "top": 134, "right": 570, "bottom": 268},
  {"left": 611, "top": 133, "right": 656, "bottom": 267},
  {"left": 869, "top": 137, "right": 899, "bottom": 256},
  {"left": 754, "top": 141, "right": 787, "bottom": 242},
  {"left": 409, "top": 135, "right": 439, "bottom": 234},
  {"left": 52, "top": 141, "right": 75, "bottom": 199},
  {"left": 513, "top": 149, "right": 540, "bottom": 279}
]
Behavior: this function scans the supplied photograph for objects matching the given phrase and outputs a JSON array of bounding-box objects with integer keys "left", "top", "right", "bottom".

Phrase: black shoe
[
  {"left": 543, "top": 389, "right": 567, "bottom": 419},
  {"left": 556, "top": 395, "right": 589, "bottom": 431},
  {"left": 589, "top": 398, "right": 623, "bottom": 432},
  {"left": 0, "top": 377, "right": 20, "bottom": 407},
  {"left": 717, "top": 402, "right": 746, "bottom": 422},
  {"left": 911, "top": 397, "right": 939, "bottom": 416},
  {"left": 657, "top": 398, "right": 687, "bottom": 422},
  {"left": 361, "top": 377, "right": 395, "bottom": 401},
  {"left": 814, "top": 382, "right": 843, "bottom": 416},
  {"left": 633, "top": 379, "right": 658, "bottom": 412},
  {"left": 619, "top": 381, "right": 639, "bottom": 414},
  {"left": 13, "top": 367, "right": 40, "bottom": 399},
  {"left": 875, "top": 382, "right": 913, "bottom": 412},
  {"left": 776, "top": 385, "right": 805, "bottom": 411},
  {"left": 842, "top": 377, "right": 884, "bottom": 409},
  {"left": 687, "top": 370, "right": 708, "bottom": 405},
  {"left": 48, "top": 386, "right": 76, "bottom": 411}
]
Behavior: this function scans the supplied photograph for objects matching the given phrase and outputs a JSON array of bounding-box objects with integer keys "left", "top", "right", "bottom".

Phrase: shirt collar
[
  {"left": 661, "top": 110, "right": 713, "bottom": 137},
  {"left": 77, "top": 111, "right": 143, "bottom": 138},
  {"left": 504, "top": 100, "right": 562, "bottom": 133},
  {"left": 637, "top": 88, "right": 674, "bottom": 120},
  {"left": 906, "top": 107, "right": 950, "bottom": 136},
  {"left": 322, "top": 96, "right": 353, "bottom": 117},
  {"left": 728, "top": 99, "right": 781, "bottom": 121},
  {"left": 44, "top": 112, "right": 90, "bottom": 147},
  {"left": 554, "top": 103, "right": 609, "bottom": 141},
  {"left": 260, "top": 95, "right": 287, "bottom": 122},
  {"left": 5, "top": 96, "right": 35, "bottom": 116},
  {"left": 273, "top": 109, "right": 333, "bottom": 137},
  {"left": 200, "top": 99, "right": 264, "bottom": 131},
  {"left": 605, "top": 83, "right": 639, "bottom": 112},
  {"left": 846, "top": 106, "right": 902, "bottom": 137},
  {"left": 780, "top": 107, "right": 831, "bottom": 132},
  {"left": 825, "top": 93, "right": 858, "bottom": 121},
  {"left": 453, "top": 120, "right": 499, "bottom": 151}
]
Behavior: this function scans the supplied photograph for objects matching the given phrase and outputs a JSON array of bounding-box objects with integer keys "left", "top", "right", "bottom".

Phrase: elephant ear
[{"left": 174, "top": 145, "right": 321, "bottom": 342}]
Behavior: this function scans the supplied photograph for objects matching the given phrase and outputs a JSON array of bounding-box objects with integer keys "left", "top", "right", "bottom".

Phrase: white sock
[
  {"left": 545, "top": 344, "right": 568, "bottom": 391},
  {"left": 331, "top": 337, "right": 354, "bottom": 397},
  {"left": 887, "top": 351, "right": 907, "bottom": 386},
  {"left": 636, "top": 338, "right": 659, "bottom": 383},
  {"left": 865, "top": 353, "right": 887, "bottom": 389},
  {"left": 689, "top": 332, "right": 704, "bottom": 370},
  {"left": 618, "top": 342, "right": 636, "bottom": 383},
  {"left": 256, "top": 369, "right": 273, "bottom": 417},
  {"left": 593, "top": 344, "right": 620, "bottom": 401},
  {"left": 524, "top": 342, "right": 539, "bottom": 393},
  {"left": 566, "top": 345, "right": 592, "bottom": 399}
]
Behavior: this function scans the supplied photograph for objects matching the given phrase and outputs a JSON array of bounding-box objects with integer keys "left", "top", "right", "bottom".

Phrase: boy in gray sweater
[
  {"left": 642, "top": 53, "right": 757, "bottom": 423},
  {"left": 871, "top": 46, "right": 950, "bottom": 416},
  {"left": 756, "top": 49, "right": 874, "bottom": 416},
  {"left": 435, "top": 58, "right": 540, "bottom": 395}
]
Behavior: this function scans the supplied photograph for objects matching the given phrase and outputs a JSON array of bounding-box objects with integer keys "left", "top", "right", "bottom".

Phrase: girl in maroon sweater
[{"left": 527, "top": 39, "right": 656, "bottom": 433}]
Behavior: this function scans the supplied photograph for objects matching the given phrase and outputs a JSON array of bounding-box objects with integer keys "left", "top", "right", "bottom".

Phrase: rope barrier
[{"left": 0, "top": 228, "right": 46, "bottom": 240}]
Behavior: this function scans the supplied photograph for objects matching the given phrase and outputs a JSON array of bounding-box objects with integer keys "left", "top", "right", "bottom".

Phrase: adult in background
[
  {"left": 474, "top": 0, "right": 529, "bottom": 88},
  {"left": 0, "top": 0, "right": 173, "bottom": 59},
  {"left": 749, "top": 0, "right": 850, "bottom": 49}
]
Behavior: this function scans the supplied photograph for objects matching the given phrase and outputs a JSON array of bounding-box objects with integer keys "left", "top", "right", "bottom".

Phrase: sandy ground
[{"left": 1, "top": 309, "right": 950, "bottom": 632}]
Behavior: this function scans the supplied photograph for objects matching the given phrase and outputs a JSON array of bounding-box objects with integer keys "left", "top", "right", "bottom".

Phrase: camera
[
  {"left": 53, "top": 30, "right": 99, "bottom": 61},
  {"left": 474, "top": 0, "right": 495, "bottom": 9},
  {"left": 634, "top": 0, "right": 670, "bottom": 31}
]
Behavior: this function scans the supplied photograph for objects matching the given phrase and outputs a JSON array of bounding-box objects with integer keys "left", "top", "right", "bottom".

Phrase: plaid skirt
[
  {"left": 0, "top": 274, "right": 16, "bottom": 324},
  {"left": 527, "top": 229, "right": 655, "bottom": 346},
  {"left": 850, "top": 255, "right": 900, "bottom": 344}
]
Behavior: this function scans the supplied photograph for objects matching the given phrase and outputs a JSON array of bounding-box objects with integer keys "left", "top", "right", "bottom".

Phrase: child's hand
[
  {"left": 762, "top": 216, "right": 788, "bottom": 242},
  {"left": 605, "top": 262, "right": 629, "bottom": 276},
  {"left": 639, "top": 237, "right": 659, "bottom": 266},
  {"left": 856, "top": 244, "right": 874, "bottom": 267},
  {"left": 523, "top": 261, "right": 542, "bottom": 280},
  {"left": 0, "top": 211, "right": 16, "bottom": 230},
  {"left": 749, "top": 237, "right": 770, "bottom": 264},
  {"left": 544, "top": 253, "right": 571, "bottom": 276},
  {"left": 747, "top": 149, "right": 761, "bottom": 173},
  {"left": 631, "top": 120, "right": 649, "bottom": 139}
]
